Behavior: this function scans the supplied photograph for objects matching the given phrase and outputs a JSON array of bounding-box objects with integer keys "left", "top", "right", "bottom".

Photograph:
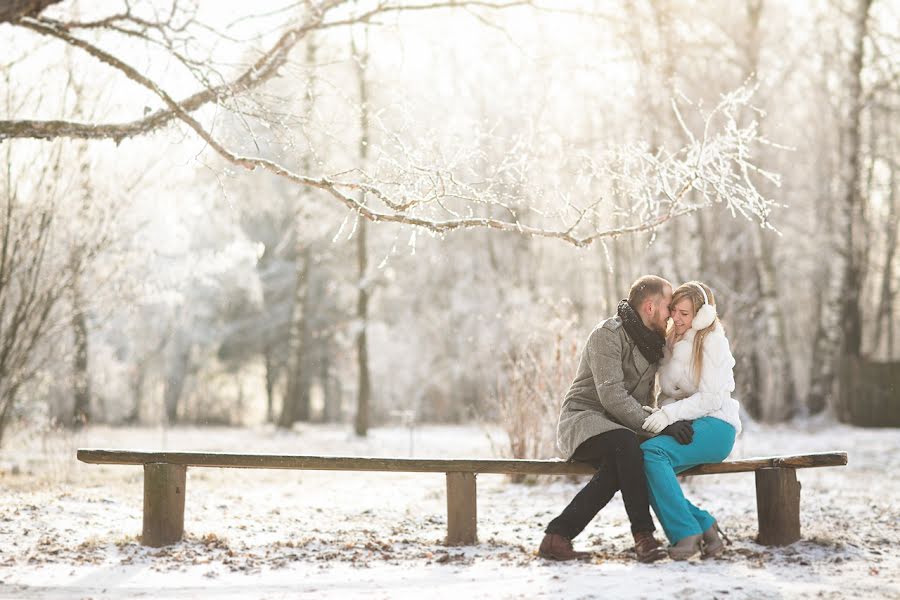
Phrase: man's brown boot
[
  {"left": 632, "top": 531, "right": 667, "bottom": 563},
  {"left": 537, "top": 533, "right": 592, "bottom": 561}
]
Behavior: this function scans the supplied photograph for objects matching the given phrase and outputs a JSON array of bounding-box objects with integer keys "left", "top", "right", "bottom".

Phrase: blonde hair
[{"left": 667, "top": 281, "right": 720, "bottom": 386}]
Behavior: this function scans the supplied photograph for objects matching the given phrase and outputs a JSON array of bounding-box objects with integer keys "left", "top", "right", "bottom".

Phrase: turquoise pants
[{"left": 641, "top": 416, "right": 736, "bottom": 544}]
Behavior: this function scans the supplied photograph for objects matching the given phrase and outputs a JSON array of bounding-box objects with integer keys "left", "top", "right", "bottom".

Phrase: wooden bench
[{"left": 77, "top": 449, "right": 847, "bottom": 549}]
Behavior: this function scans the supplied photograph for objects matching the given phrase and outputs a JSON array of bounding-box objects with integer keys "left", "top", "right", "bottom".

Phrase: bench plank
[
  {"left": 682, "top": 452, "right": 848, "bottom": 475},
  {"left": 77, "top": 450, "right": 847, "bottom": 475}
]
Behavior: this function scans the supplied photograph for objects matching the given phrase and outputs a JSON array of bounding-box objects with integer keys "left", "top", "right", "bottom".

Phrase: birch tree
[{"left": 808, "top": 0, "right": 875, "bottom": 414}]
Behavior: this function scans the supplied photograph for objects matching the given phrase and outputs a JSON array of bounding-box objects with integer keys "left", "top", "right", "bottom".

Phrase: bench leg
[
  {"left": 446, "top": 472, "right": 477, "bottom": 545},
  {"left": 142, "top": 463, "right": 187, "bottom": 547},
  {"left": 755, "top": 467, "right": 801, "bottom": 546}
]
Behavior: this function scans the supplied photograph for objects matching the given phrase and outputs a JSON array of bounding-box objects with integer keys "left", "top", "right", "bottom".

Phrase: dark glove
[{"left": 660, "top": 421, "right": 693, "bottom": 445}]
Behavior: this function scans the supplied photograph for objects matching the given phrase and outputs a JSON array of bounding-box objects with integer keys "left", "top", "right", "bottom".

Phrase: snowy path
[{"left": 1, "top": 422, "right": 898, "bottom": 599}]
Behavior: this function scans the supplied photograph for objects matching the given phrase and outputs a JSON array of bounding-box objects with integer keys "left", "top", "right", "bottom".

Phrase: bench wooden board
[
  {"left": 77, "top": 450, "right": 846, "bottom": 475},
  {"left": 77, "top": 449, "right": 848, "bottom": 549}
]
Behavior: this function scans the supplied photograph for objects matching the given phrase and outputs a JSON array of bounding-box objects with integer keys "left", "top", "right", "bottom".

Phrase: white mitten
[
  {"left": 642, "top": 409, "right": 672, "bottom": 433},
  {"left": 642, "top": 405, "right": 661, "bottom": 414}
]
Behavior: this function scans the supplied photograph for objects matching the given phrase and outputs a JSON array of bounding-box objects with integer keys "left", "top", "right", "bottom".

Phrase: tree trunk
[
  {"left": 264, "top": 348, "right": 276, "bottom": 423},
  {"left": 353, "top": 30, "right": 372, "bottom": 437},
  {"left": 806, "top": 138, "right": 839, "bottom": 413},
  {"left": 295, "top": 296, "right": 313, "bottom": 422},
  {"left": 71, "top": 275, "right": 90, "bottom": 427},
  {"left": 164, "top": 334, "right": 190, "bottom": 425},
  {"left": 739, "top": 0, "right": 797, "bottom": 421},
  {"left": 744, "top": 350, "right": 762, "bottom": 420},
  {"left": 870, "top": 164, "right": 897, "bottom": 359},
  {"left": 296, "top": 354, "right": 312, "bottom": 422},
  {"left": 838, "top": 0, "right": 873, "bottom": 360},
  {"left": 278, "top": 33, "right": 316, "bottom": 430},
  {"left": 753, "top": 231, "right": 797, "bottom": 421},
  {"left": 70, "top": 130, "right": 93, "bottom": 427},
  {"left": 807, "top": 297, "right": 838, "bottom": 415},
  {"left": 808, "top": 0, "right": 872, "bottom": 415},
  {"left": 127, "top": 362, "right": 145, "bottom": 424},
  {"left": 354, "top": 226, "right": 371, "bottom": 436},
  {"left": 321, "top": 352, "right": 341, "bottom": 422},
  {"left": 279, "top": 247, "right": 310, "bottom": 429},
  {"left": 0, "top": 383, "right": 22, "bottom": 449}
]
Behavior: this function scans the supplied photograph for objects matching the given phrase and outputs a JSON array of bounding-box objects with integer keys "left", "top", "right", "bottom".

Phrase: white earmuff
[{"left": 691, "top": 283, "right": 717, "bottom": 331}]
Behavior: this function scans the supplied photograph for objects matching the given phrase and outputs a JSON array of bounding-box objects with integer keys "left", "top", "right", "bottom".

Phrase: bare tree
[
  {"left": 352, "top": 26, "right": 372, "bottom": 437},
  {"left": 0, "top": 138, "right": 109, "bottom": 444},
  {"left": 871, "top": 163, "right": 897, "bottom": 358},
  {"left": 279, "top": 28, "right": 320, "bottom": 430},
  {"left": 808, "top": 0, "right": 875, "bottom": 415},
  {"left": 839, "top": 0, "right": 875, "bottom": 359},
  {"left": 739, "top": 0, "right": 797, "bottom": 421}
]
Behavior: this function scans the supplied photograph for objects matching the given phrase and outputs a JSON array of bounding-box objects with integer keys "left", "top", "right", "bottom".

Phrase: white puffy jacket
[{"left": 656, "top": 322, "right": 742, "bottom": 434}]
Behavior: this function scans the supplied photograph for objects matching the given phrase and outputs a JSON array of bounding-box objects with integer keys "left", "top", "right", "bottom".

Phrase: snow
[{"left": 1, "top": 421, "right": 898, "bottom": 599}]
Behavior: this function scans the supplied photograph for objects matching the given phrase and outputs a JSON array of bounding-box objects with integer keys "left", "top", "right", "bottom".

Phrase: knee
[
  {"left": 609, "top": 430, "right": 643, "bottom": 463},
  {"left": 590, "top": 465, "right": 617, "bottom": 486},
  {"left": 641, "top": 443, "right": 670, "bottom": 466}
]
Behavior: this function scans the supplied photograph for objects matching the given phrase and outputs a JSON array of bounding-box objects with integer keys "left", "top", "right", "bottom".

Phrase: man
[{"left": 538, "top": 275, "right": 694, "bottom": 563}]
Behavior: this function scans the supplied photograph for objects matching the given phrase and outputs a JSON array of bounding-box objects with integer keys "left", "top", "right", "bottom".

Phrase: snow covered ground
[{"left": 1, "top": 420, "right": 898, "bottom": 599}]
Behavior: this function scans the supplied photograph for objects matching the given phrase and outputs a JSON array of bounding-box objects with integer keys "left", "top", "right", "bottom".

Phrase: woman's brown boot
[
  {"left": 632, "top": 531, "right": 667, "bottom": 563},
  {"left": 668, "top": 533, "right": 702, "bottom": 560},
  {"left": 701, "top": 522, "right": 726, "bottom": 559}
]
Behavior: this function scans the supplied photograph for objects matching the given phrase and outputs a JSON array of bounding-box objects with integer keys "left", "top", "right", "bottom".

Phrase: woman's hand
[{"left": 642, "top": 410, "right": 672, "bottom": 433}]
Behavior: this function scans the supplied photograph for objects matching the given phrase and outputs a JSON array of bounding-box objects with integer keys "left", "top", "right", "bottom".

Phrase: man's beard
[{"left": 651, "top": 315, "right": 669, "bottom": 337}]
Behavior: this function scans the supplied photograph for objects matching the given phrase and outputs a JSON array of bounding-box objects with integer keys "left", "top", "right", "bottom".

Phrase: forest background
[{"left": 0, "top": 0, "right": 897, "bottom": 458}]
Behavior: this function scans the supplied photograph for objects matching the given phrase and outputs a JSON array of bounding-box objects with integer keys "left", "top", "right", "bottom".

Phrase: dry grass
[{"left": 492, "top": 316, "right": 581, "bottom": 481}]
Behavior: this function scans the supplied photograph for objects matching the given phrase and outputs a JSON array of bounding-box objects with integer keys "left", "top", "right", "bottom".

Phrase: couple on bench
[{"left": 539, "top": 275, "right": 742, "bottom": 563}]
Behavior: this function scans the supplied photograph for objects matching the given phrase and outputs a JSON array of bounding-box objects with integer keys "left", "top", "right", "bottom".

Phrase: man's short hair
[{"left": 628, "top": 275, "right": 670, "bottom": 309}]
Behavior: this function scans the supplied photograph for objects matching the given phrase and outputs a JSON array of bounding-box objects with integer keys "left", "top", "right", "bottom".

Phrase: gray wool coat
[{"left": 556, "top": 315, "right": 659, "bottom": 460}]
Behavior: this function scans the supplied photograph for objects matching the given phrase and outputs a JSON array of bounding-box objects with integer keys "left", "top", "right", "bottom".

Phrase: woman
[{"left": 639, "top": 281, "right": 742, "bottom": 560}]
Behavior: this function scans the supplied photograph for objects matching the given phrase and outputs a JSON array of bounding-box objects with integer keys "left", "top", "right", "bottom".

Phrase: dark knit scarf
[{"left": 617, "top": 299, "right": 666, "bottom": 364}]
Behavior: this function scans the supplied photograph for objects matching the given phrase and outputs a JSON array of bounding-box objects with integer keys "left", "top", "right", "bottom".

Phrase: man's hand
[{"left": 660, "top": 421, "right": 694, "bottom": 445}]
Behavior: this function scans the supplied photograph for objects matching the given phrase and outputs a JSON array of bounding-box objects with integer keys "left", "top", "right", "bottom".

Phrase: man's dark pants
[{"left": 545, "top": 429, "right": 656, "bottom": 539}]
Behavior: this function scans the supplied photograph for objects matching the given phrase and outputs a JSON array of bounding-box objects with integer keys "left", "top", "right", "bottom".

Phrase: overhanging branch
[
  {"left": 0, "top": 0, "right": 535, "bottom": 143},
  {"left": 1, "top": 3, "right": 775, "bottom": 247},
  {"left": 1, "top": 8, "right": 334, "bottom": 143}
]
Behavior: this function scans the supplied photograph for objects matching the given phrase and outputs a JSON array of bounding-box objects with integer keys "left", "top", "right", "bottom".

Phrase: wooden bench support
[
  {"left": 445, "top": 472, "right": 477, "bottom": 545},
  {"left": 755, "top": 467, "right": 801, "bottom": 546},
  {"left": 143, "top": 463, "right": 187, "bottom": 547}
]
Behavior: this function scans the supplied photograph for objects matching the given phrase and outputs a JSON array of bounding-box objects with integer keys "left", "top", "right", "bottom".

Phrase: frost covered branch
[{"left": 0, "top": 1, "right": 778, "bottom": 246}]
